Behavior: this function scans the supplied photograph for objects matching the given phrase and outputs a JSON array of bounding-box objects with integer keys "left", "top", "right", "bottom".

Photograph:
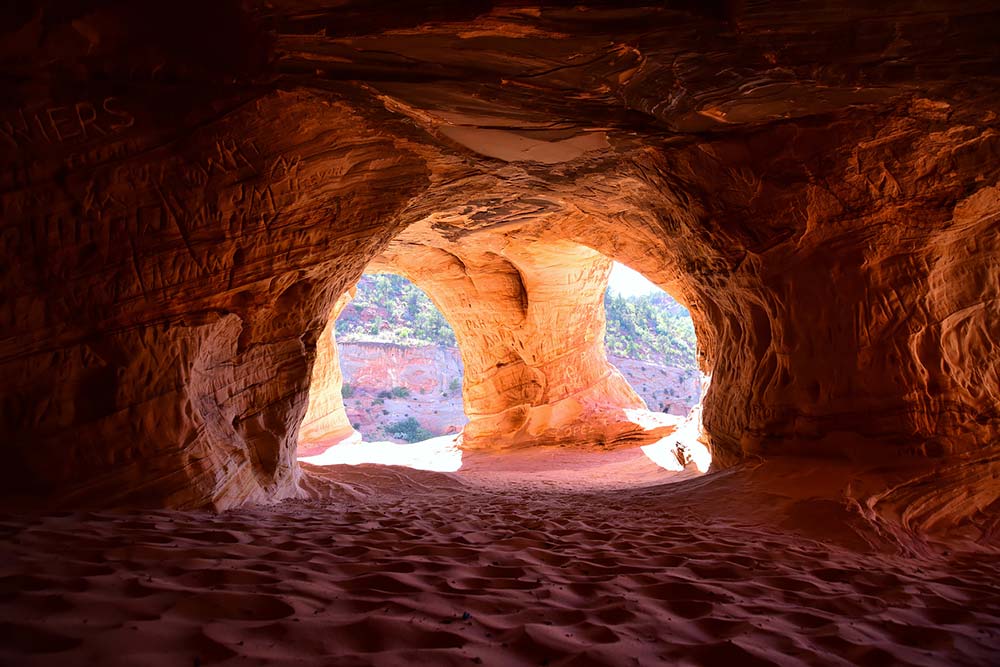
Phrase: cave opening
[
  {"left": 335, "top": 272, "right": 466, "bottom": 444},
  {"left": 604, "top": 261, "right": 704, "bottom": 419},
  {"left": 601, "top": 260, "right": 711, "bottom": 473},
  {"left": 296, "top": 246, "right": 710, "bottom": 476},
  {"left": 296, "top": 270, "right": 466, "bottom": 472}
]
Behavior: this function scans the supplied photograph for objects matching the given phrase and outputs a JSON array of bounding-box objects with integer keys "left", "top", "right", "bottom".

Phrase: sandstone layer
[
  {"left": 0, "top": 1, "right": 998, "bottom": 511},
  {"left": 312, "top": 341, "right": 700, "bottom": 444}
]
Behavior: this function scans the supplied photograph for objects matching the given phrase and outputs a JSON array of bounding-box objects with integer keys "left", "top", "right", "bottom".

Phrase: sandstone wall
[
  {"left": 0, "top": 80, "right": 431, "bottom": 507},
  {"left": 371, "top": 239, "right": 662, "bottom": 449},
  {"left": 297, "top": 291, "right": 357, "bottom": 456},
  {"left": 1, "top": 1, "right": 997, "bottom": 507}
]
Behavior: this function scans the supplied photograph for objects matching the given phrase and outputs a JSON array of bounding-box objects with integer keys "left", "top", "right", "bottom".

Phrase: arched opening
[
  {"left": 296, "top": 241, "right": 710, "bottom": 476},
  {"left": 334, "top": 273, "right": 465, "bottom": 444},
  {"left": 605, "top": 261, "right": 703, "bottom": 417},
  {"left": 296, "top": 270, "right": 465, "bottom": 472},
  {"left": 602, "top": 260, "right": 711, "bottom": 472}
]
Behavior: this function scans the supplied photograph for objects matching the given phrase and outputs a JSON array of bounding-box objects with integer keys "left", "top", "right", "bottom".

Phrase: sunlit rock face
[
  {"left": 298, "top": 291, "right": 357, "bottom": 457},
  {"left": 300, "top": 238, "right": 670, "bottom": 455},
  {"left": 372, "top": 237, "right": 662, "bottom": 450},
  {"left": 1, "top": 1, "right": 998, "bottom": 508}
]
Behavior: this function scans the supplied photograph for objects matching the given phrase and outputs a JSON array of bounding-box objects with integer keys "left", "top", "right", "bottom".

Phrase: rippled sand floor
[{"left": 2, "top": 452, "right": 998, "bottom": 666}]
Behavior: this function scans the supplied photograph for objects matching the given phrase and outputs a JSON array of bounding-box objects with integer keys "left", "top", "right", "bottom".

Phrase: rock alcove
[
  {"left": 299, "top": 241, "right": 696, "bottom": 462},
  {"left": 0, "top": 1, "right": 997, "bottom": 519},
  {"left": 2, "top": 2, "right": 1000, "bottom": 664}
]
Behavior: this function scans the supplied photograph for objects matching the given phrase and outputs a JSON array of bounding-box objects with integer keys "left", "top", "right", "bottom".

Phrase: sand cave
[{"left": 1, "top": 2, "right": 999, "bottom": 665}]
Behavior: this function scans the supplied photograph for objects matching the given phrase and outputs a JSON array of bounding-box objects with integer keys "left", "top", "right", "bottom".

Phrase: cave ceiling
[{"left": 1, "top": 1, "right": 998, "bottom": 508}]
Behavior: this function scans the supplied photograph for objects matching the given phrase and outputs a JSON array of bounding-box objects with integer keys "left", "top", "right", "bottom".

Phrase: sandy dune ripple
[{"left": 1, "top": 463, "right": 999, "bottom": 666}]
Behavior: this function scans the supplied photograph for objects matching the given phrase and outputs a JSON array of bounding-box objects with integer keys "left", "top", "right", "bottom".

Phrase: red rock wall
[
  {"left": 0, "top": 83, "right": 430, "bottom": 507},
  {"left": 1, "top": 1, "right": 998, "bottom": 507},
  {"left": 661, "top": 113, "right": 1000, "bottom": 467},
  {"left": 338, "top": 342, "right": 464, "bottom": 397}
]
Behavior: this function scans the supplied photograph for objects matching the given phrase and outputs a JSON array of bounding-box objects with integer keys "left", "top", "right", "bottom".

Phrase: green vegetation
[
  {"left": 387, "top": 416, "right": 434, "bottom": 443},
  {"left": 337, "top": 274, "right": 456, "bottom": 346},
  {"left": 337, "top": 273, "right": 698, "bottom": 370},
  {"left": 604, "top": 291, "right": 698, "bottom": 370},
  {"left": 341, "top": 383, "right": 354, "bottom": 398},
  {"left": 377, "top": 386, "right": 411, "bottom": 399}
]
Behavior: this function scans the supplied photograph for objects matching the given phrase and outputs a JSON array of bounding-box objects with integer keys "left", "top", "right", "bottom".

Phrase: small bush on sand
[{"left": 387, "top": 417, "right": 433, "bottom": 443}]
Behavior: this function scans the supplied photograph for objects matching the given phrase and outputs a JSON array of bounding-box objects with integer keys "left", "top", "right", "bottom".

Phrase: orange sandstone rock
[{"left": 0, "top": 1, "right": 996, "bottom": 513}]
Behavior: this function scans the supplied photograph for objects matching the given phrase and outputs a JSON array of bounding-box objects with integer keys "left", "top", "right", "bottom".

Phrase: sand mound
[{"left": 2, "top": 453, "right": 999, "bottom": 665}]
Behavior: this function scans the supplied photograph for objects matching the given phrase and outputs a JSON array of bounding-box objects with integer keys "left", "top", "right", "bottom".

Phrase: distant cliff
[
  {"left": 338, "top": 342, "right": 467, "bottom": 442},
  {"left": 339, "top": 342, "right": 701, "bottom": 442},
  {"left": 337, "top": 274, "right": 699, "bottom": 370}
]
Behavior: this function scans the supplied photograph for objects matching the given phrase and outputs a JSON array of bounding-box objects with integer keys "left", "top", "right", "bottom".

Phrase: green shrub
[
  {"left": 335, "top": 274, "right": 457, "bottom": 347},
  {"left": 448, "top": 377, "right": 461, "bottom": 393},
  {"left": 603, "top": 290, "right": 697, "bottom": 370},
  {"left": 386, "top": 416, "right": 434, "bottom": 443},
  {"left": 390, "top": 386, "right": 410, "bottom": 398},
  {"left": 341, "top": 383, "right": 354, "bottom": 398}
]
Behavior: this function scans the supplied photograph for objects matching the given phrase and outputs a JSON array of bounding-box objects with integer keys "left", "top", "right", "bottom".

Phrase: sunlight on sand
[
  {"left": 300, "top": 434, "right": 464, "bottom": 472},
  {"left": 622, "top": 408, "right": 683, "bottom": 431},
  {"left": 639, "top": 407, "right": 712, "bottom": 473}
]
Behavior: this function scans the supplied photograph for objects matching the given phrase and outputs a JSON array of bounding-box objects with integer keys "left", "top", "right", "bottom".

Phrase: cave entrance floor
[
  {"left": 457, "top": 445, "right": 704, "bottom": 491},
  {"left": 3, "top": 461, "right": 1000, "bottom": 666}
]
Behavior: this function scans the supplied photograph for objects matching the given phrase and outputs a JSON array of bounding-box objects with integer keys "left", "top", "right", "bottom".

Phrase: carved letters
[
  {"left": 0, "top": 97, "right": 135, "bottom": 152},
  {"left": 3, "top": 103, "right": 339, "bottom": 309}
]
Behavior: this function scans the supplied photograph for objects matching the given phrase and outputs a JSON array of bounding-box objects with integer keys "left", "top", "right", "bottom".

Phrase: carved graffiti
[
  {"left": 0, "top": 97, "right": 135, "bottom": 152},
  {"left": 2, "top": 119, "right": 348, "bottom": 310}
]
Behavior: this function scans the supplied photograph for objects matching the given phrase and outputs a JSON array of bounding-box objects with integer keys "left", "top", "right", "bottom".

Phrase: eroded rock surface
[
  {"left": 298, "top": 291, "right": 356, "bottom": 456},
  {"left": 370, "top": 239, "right": 663, "bottom": 450},
  {"left": 1, "top": 1, "right": 998, "bottom": 510}
]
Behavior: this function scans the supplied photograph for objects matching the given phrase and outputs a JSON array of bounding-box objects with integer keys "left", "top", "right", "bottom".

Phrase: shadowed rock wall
[
  {"left": 1, "top": 1, "right": 998, "bottom": 507},
  {"left": 373, "top": 238, "right": 656, "bottom": 450},
  {"left": 298, "top": 291, "right": 357, "bottom": 456}
]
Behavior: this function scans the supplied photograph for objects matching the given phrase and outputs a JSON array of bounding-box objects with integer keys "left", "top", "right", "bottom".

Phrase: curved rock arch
[
  {"left": 0, "top": 1, "right": 996, "bottom": 516},
  {"left": 299, "top": 234, "right": 691, "bottom": 458}
]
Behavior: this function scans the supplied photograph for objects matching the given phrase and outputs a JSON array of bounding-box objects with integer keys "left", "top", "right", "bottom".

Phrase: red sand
[{"left": 2, "top": 450, "right": 999, "bottom": 666}]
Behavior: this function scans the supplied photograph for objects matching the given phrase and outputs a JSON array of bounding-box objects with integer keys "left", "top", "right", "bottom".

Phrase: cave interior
[{"left": 1, "top": 1, "right": 999, "bottom": 665}]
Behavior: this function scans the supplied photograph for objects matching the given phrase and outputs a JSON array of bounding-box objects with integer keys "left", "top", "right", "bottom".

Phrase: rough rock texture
[
  {"left": 370, "top": 241, "right": 665, "bottom": 450},
  {"left": 1, "top": 1, "right": 999, "bottom": 510},
  {"left": 338, "top": 342, "right": 467, "bottom": 439},
  {"left": 297, "top": 291, "right": 355, "bottom": 456}
]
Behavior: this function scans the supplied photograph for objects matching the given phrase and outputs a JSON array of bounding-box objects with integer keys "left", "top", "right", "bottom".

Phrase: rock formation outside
[
  {"left": 1, "top": 2, "right": 999, "bottom": 665},
  {"left": 305, "top": 271, "right": 701, "bottom": 446}
]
